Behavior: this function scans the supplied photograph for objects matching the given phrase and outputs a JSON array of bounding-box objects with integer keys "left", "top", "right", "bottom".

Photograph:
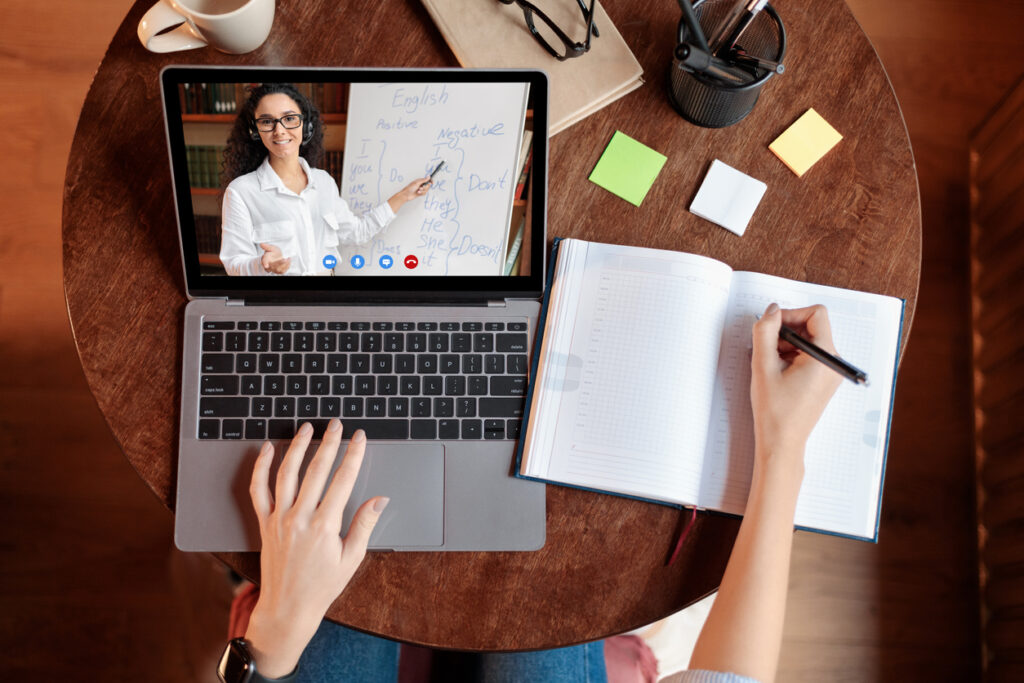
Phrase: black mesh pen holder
[{"left": 668, "top": 0, "right": 786, "bottom": 128}]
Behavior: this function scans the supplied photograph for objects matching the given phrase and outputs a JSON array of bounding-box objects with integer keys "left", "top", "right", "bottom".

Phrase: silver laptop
[{"left": 161, "top": 66, "right": 548, "bottom": 552}]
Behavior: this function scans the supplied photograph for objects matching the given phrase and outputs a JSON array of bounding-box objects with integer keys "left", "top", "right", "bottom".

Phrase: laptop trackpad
[{"left": 340, "top": 443, "right": 444, "bottom": 548}]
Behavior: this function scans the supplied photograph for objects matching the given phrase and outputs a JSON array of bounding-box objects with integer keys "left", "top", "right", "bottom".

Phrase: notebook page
[
  {"left": 521, "top": 240, "right": 733, "bottom": 504},
  {"left": 698, "top": 272, "right": 902, "bottom": 539}
]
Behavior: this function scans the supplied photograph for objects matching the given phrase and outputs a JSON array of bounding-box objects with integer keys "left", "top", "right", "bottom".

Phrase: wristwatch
[{"left": 217, "top": 638, "right": 298, "bottom": 683}]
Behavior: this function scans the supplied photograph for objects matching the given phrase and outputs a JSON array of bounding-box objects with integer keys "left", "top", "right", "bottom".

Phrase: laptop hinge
[
  {"left": 487, "top": 300, "right": 508, "bottom": 307},
  {"left": 225, "top": 299, "right": 245, "bottom": 306}
]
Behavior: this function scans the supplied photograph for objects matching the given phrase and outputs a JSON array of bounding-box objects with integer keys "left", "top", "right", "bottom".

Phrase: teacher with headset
[{"left": 219, "top": 83, "right": 431, "bottom": 276}]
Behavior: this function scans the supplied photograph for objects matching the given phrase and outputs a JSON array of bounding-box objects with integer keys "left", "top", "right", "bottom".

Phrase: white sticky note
[{"left": 689, "top": 160, "right": 767, "bottom": 236}]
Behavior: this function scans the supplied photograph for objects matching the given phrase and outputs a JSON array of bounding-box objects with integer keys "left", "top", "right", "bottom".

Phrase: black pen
[
  {"left": 779, "top": 324, "right": 869, "bottom": 386},
  {"left": 708, "top": 0, "right": 768, "bottom": 56},
  {"left": 420, "top": 160, "right": 445, "bottom": 188}
]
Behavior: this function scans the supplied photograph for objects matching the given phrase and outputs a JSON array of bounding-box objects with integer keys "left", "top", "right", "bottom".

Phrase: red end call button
[{"left": 404, "top": 255, "right": 419, "bottom": 269}]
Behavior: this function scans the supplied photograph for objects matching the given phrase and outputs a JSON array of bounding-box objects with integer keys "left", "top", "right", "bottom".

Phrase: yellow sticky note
[{"left": 769, "top": 108, "right": 843, "bottom": 177}]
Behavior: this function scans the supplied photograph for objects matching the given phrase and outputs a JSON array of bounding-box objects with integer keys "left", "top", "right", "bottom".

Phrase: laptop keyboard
[{"left": 196, "top": 320, "right": 530, "bottom": 441}]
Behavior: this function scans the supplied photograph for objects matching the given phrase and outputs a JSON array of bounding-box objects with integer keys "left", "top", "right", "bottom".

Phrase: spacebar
[{"left": 340, "top": 419, "right": 409, "bottom": 440}]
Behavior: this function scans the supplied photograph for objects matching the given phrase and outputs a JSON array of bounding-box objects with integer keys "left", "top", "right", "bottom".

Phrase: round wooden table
[{"left": 63, "top": 0, "right": 920, "bottom": 651}]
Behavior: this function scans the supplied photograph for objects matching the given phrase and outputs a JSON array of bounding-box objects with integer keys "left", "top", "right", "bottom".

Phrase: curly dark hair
[{"left": 221, "top": 83, "right": 325, "bottom": 187}]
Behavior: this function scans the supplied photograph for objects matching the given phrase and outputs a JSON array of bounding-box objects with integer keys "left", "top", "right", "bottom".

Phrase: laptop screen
[{"left": 160, "top": 67, "right": 547, "bottom": 302}]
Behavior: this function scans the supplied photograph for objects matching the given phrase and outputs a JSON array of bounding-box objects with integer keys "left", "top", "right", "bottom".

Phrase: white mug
[{"left": 137, "top": 0, "right": 275, "bottom": 54}]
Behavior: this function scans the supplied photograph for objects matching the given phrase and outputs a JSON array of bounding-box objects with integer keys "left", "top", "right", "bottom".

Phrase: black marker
[{"left": 420, "top": 160, "right": 445, "bottom": 188}]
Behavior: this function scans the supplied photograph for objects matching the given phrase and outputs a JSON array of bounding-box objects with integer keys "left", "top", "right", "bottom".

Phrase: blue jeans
[{"left": 297, "top": 619, "right": 608, "bottom": 683}]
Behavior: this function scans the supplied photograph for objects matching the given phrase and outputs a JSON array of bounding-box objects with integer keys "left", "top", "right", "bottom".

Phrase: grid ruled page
[
  {"left": 698, "top": 271, "right": 902, "bottom": 539},
  {"left": 522, "top": 240, "right": 733, "bottom": 504}
]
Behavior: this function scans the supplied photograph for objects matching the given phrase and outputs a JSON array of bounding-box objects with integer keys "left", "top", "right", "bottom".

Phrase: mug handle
[{"left": 137, "top": 0, "right": 207, "bottom": 53}]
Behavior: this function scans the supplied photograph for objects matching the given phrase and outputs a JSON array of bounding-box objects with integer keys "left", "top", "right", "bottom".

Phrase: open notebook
[{"left": 516, "top": 239, "right": 904, "bottom": 541}]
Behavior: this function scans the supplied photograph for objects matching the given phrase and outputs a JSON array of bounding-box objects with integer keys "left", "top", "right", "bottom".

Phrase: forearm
[{"left": 688, "top": 453, "right": 803, "bottom": 683}]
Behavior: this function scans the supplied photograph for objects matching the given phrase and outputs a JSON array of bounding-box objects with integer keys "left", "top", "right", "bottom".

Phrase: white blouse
[{"left": 219, "top": 157, "right": 395, "bottom": 276}]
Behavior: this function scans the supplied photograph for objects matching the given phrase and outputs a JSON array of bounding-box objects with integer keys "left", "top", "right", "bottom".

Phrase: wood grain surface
[{"left": 61, "top": 0, "right": 920, "bottom": 651}]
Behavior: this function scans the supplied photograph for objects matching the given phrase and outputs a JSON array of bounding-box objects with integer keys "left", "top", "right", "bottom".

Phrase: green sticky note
[{"left": 588, "top": 131, "right": 668, "bottom": 206}]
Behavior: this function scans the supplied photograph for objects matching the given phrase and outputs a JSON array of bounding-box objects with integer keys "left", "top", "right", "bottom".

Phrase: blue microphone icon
[{"left": 350, "top": 255, "right": 365, "bottom": 269}]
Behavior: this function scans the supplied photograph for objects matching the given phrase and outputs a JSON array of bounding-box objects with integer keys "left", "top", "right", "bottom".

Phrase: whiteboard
[{"left": 339, "top": 82, "right": 528, "bottom": 276}]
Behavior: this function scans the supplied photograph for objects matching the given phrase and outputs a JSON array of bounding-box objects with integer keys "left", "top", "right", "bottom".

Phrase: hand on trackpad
[{"left": 336, "top": 443, "right": 445, "bottom": 548}]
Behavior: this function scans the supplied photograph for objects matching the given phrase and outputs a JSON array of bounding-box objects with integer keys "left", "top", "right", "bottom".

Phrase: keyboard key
[
  {"left": 423, "top": 376, "right": 443, "bottom": 395},
  {"left": 361, "top": 333, "right": 382, "bottom": 352},
  {"left": 259, "top": 321, "right": 280, "bottom": 331},
  {"left": 417, "top": 322, "right": 438, "bottom": 331},
  {"left": 274, "top": 397, "right": 295, "bottom": 417},
  {"left": 310, "top": 376, "right": 330, "bottom": 395},
  {"left": 320, "top": 397, "right": 341, "bottom": 417},
  {"left": 452, "top": 333, "right": 471, "bottom": 352},
  {"left": 395, "top": 322, "right": 415, "bottom": 331},
  {"left": 400, "top": 376, "right": 421, "bottom": 395},
  {"left": 497, "top": 333, "right": 529, "bottom": 353},
  {"left": 366, "top": 398, "right": 387, "bottom": 417},
  {"left": 282, "top": 354, "right": 302, "bottom": 373},
  {"left": 445, "top": 376, "right": 466, "bottom": 396},
  {"left": 327, "top": 354, "right": 347, "bottom": 373},
  {"left": 372, "top": 322, "right": 393, "bottom": 331},
  {"left": 245, "top": 419, "right": 267, "bottom": 440},
  {"left": 202, "top": 332, "right": 223, "bottom": 351},
  {"left": 339, "top": 333, "right": 359, "bottom": 351},
  {"left": 377, "top": 376, "right": 398, "bottom": 395},
  {"left": 236, "top": 354, "right": 256, "bottom": 373},
  {"left": 411, "top": 419, "right": 437, "bottom": 439},
  {"left": 461, "top": 419, "right": 482, "bottom": 439},
  {"left": 355, "top": 376, "right": 375, "bottom": 395},
  {"left": 412, "top": 397, "right": 431, "bottom": 417},
  {"left": 440, "top": 355, "right": 460, "bottom": 374},
  {"left": 468, "top": 376, "right": 488, "bottom": 395},
  {"left": 248, "top": 332, "right": 269, "bottom": 352},
  {"left": 287, "top": 376, "right": 308, "bottom": 395},
  {"left": 316, "top": 333, "right": 336, "bottom": 352},
  {"left": 294, "top": 333, "right": 313, "bottom": 352},
  {"left": 396, "top": 354, "right": 415, "bottom": 374},
  {"left": 305, "top": 321, "right": 325, "bottom": 330},
  {"left": 462, "top": 354, "right": 482, "bottom": 374},
  {"left": 200, "top": 397, "right": 248, "bottom": 418},
  {"left": 484, "top": 419, "right": 505, "bottom": 439},
  {"left": 268, "top": 419, "right": 296, "bottom": 439},
  {"left": 343, "top": 397, "right": 363, "bottom": 417},
  {"left": 384, "top": 333, "right": 404, "bottom": 352},
  {"left": 407, "top": 333, "right": 427, "bottom": 352},
  {"left": 473, "top": 333, "right": 494, "bottom": 352},
  {"left": 328, "top": 321, "right": 348, "bottom": 331},
  {"left": 429, "top": 333, "right": 449, "bottom": 352},
  {"left": 238, "top": 321, "right": 259, "bottom": 330},
  {"left": 331, "top": 375, "right": 353, "bottom": 395},
  {"left": 298, "top": 397, "right": 317, "bottom": 418},
  {"left": 417, "top": 354, "right": 438, "bottom": 374},
  {"left": 506, "top": 420, "right": 522, "bottom": 439},
  {"left": 372, "top": 354, "right": 393, "bottom": 374},
  {"left": 340, "top": 420, "right": 408, "bottom": 440},
  {"left": 201, "top": 353, "right": 233, "bottom": 373},
  {"left": 201, "top": 375, "right": 239, "bottom": 395},
  {"left": 480, "top": 397, "right": 526, "bottom": 417},
  {"left": 308, "top": 419, "right": 331, "bottom": 436},
  {"left": 490, "top": 377, "right": 527, "bottom": 396},
  {"left": 508, "top": 355, "right": 529, "bottom": 375},
  {"left": 388, "top": 397, "right": 409, "bottom": 417},
  {"left": 485, "top": 355, "right": 505, "bottom": 374},
  {"left": 508, "top": 322, "right": 528, "bottom": 331},
  {"left": 222, "top": 419, "right": 244, "bottom": 439},
  {"left": 461, "top": 322, "right": 482, "bottom": 331},
  {"left": 283, "top": 321, "right": 302, "bottom": 331},
  {"left": 226, "top": 332, "right": 246, "bottom": 351},
  {"left": 440, "top": 321, "right": 459, "bottom": 331},
  {"left": 438, "top": 419, "right": 459, "bottom": 439},
  {"left": 203, "top": 321, "right": 234, "bottom": 330},
  {"left": 271, "top": 332, "right": 291, "bottom": 352},
  {"left": 351, "top": 322, "right": 370, "bottom": 331},
  {"left": 198, "top": 419, "right": 220, "bottom": 439},
  {"left": 304, "top": 354, "right": 325, "bottom": 373},
  {"left": 240, "top": 376, "right": 261, "bottom": 395},
  {"left": 485, "top": 322, "right": 505, "bottom": 331},
  {"left": 457, "top": 398, "right": 476, "bottom": 417},
  {"left": 434, "top": 398, "right": 454, "bottom": 417},
  {"left": 252, "top": 397, "right": 272, "bottom": 417},
  {"left": 259, "top": 353, "right": 280, "bottom": 373},
  {"left": 350, "top": 354, "right": 370, "bottom": 373},
  {"left": 264, "top": 376, "right": 284, "bottom": 395}
]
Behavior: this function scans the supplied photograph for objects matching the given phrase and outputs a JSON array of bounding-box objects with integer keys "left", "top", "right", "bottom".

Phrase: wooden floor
[{"left": 2, "top": 1, "right": 1022, "bottom": 680}]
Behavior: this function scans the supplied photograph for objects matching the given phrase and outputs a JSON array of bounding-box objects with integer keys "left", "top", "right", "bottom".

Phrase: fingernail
[
  {"left": 328, "top": 418, "right": 341, "bottom": 433},
  {"left": 299, "top": 422, "right": 313, "bottom": 436},
  {"left": 353, "top": 429, "right": 366, "bottom": 443},
  {"left": 259, "top": 441, "right": 272, "bottom": 456},
  {"left": 373, "top": 497, "right": 390, "bottom": 513},
  {"left": 766, "top": 303, "right": 779, "bottom": 316}
]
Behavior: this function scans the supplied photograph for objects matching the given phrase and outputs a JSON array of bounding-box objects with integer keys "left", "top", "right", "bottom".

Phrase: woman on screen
[{"left": 219, "top": 83, "right": 430, "bottom": 276}]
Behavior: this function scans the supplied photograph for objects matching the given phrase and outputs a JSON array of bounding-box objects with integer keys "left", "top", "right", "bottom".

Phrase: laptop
[{"left": 160, "top": 66, "right": 548, "bottom": 552}]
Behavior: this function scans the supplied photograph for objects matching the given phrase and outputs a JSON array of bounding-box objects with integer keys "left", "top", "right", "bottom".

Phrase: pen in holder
[{"left": 668, "top": 0, "right": 786, "bottom": 128}]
